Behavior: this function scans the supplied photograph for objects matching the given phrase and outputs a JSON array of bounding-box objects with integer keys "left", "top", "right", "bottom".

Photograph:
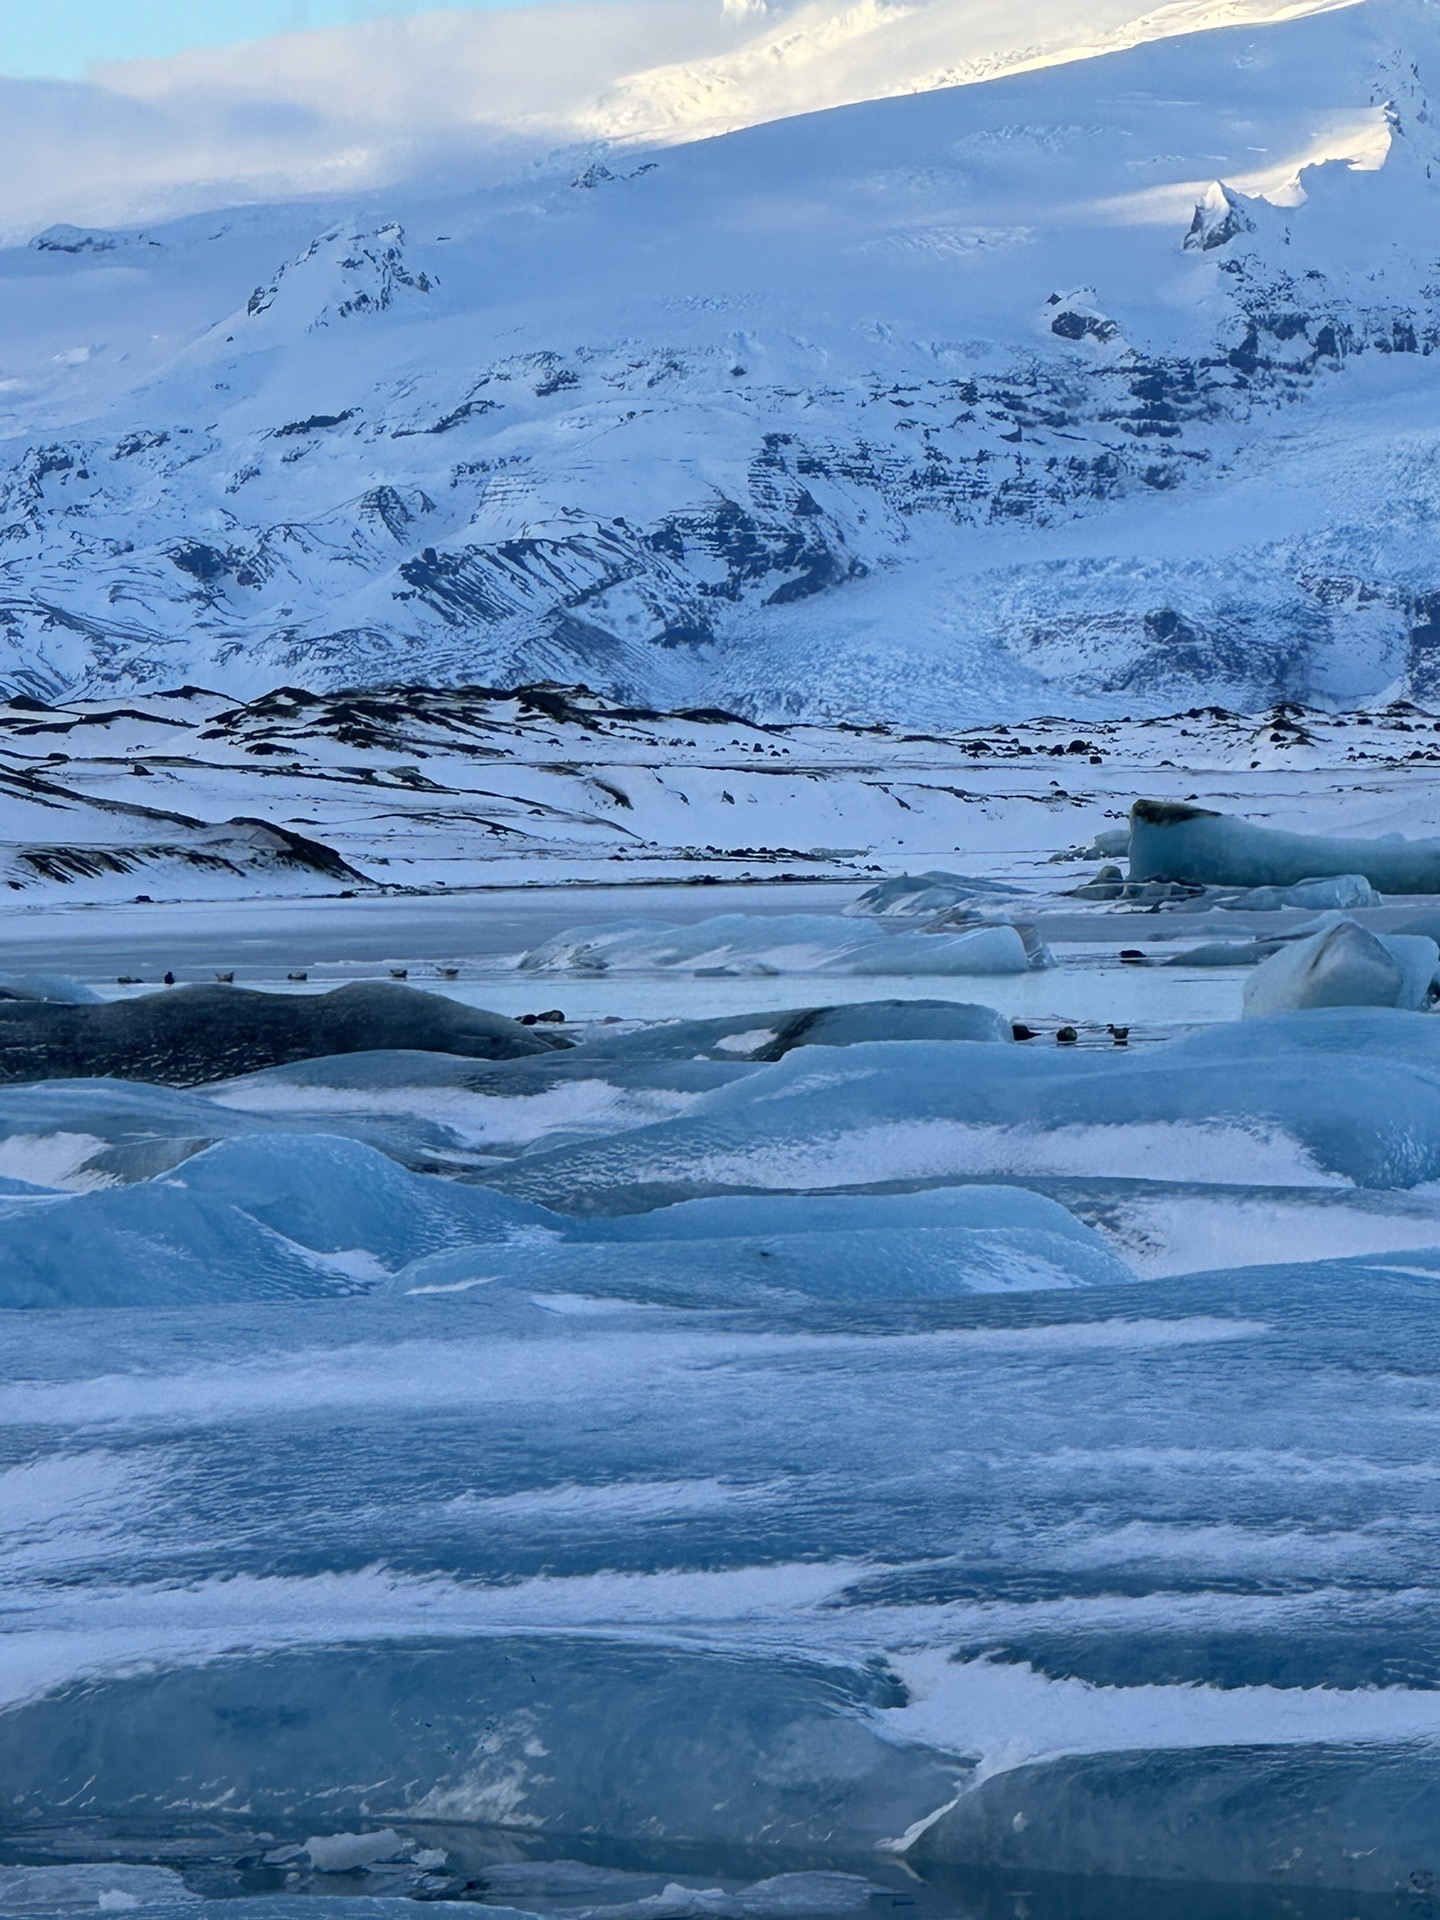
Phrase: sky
[
  {"left": 0, "top": 0, "right": 1357, "bottom": 243},
  {"left": 0, "top": 1, "right": 542, "bottom": 78}
]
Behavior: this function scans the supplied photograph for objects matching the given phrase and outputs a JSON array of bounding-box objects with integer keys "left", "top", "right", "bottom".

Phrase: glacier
[{"left": 5, "top": 0, "right": 1440, "bottom": 717}]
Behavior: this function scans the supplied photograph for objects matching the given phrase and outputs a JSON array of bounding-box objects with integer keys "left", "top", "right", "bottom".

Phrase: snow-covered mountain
[{"left": 4, "top": 0, "right": 1440, "bottom": 722}]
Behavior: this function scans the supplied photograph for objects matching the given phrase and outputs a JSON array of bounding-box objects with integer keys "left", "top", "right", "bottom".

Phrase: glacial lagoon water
[{"left": 4, "top": 887, "right": 1440, "bottom": 1920}]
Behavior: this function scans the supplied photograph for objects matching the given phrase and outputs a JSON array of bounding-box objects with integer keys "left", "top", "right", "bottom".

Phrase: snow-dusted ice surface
[{"left": 7, "top": 927, "right": 1440, "bottom": 1913}]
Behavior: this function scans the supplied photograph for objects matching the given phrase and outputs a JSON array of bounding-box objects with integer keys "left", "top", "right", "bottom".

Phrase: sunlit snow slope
[{"left": 3, "top": 0, "right": 1439, "bottom": 721}]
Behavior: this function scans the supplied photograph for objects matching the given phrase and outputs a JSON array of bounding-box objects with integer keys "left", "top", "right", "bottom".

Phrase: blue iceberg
[{"left": 1130, "top": 798, "right": 1440, "bottom": 893}]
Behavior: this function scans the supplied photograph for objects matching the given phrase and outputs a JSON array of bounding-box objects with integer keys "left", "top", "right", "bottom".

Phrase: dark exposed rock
[
  {"left": 1184, "top": 182, "right": 1257, "bottom": 253},
  {"left": 269, "top": 412, "right": 357, "bottom": 438},
  {"left": 1132, "top": 799, "right": 1221, "bottom": 828}
]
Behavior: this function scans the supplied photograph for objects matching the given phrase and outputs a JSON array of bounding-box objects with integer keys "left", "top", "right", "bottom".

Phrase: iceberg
[
  {"left": 0, "top": 1133, "right": 552, "bottom": 1307},
  {"left": 0, "top": 982, "right": 565, "bottom": 1087},
  {"left": 1162, "top": 938, "right": 1284, "bottom": 967},
  {"left": 0, "top": 1633, "right": 962, "bottom": 1859},
  {"left": 402, "top": 1000, "right": 1013, "bottom": 1070},
  {"left": 517, "top": 914, "right": 1042, "bottom": 976},
  {"left": 1242, "top": 921, "right": 1440, "bottom": 1017},
  {"left": 492, "top": 1033, "right": 1440, "bottom": 1210},
  {"left": 1171, "top": 1003, "right": 1440, "bottom": 1071},
  {"left": 0, "top": 1863, "right": 201, "bottom": 1912},
  {"left": 911, "top": 1741, "right": 1440, "bottom": 1892},
  {"left": 392, "top": 1185, "right": 1134, "bottom": 1303},
  {"left": 0, "top": 1071, "right": 499, "bottom": 1186},
  {"left": 1218, "top": 874, "right": 1381, "bottom": 912},
  {"left": 744, "top": 999, "right": 1012, "bottom": 1050},
  {"left": 1129, "top": 799, "right": 1440, "bottom": 893}
]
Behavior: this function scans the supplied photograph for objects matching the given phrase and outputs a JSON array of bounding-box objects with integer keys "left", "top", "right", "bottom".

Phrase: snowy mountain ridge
[{"left": 4, "top": 0, "right": 1440, "bottom": 722}]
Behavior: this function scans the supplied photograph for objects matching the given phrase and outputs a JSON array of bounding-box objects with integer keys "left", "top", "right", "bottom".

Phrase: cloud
[
  {"left": 0, "top": 0, "right": 1352, "bottom": 241},
  {"left": 0, "top": 2, "right": 745, "bottom": 240}
]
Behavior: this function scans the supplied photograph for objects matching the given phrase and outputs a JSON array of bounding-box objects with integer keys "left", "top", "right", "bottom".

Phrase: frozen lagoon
[{"left": 6, "top": 814, "right": 1440, "bottom": 1914}]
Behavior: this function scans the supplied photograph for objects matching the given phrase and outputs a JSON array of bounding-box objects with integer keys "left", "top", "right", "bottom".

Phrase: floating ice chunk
[
  {"left": 518, "top": 915, "right": 1038, "bottom": 976},
  {"left": 910, "top": 1734, "right": 1440, "bottom": 1893},
  {"left": 836, "top": 924, "right": 1035, "bottom": 976},
  {"left": 587, "top": 1186, "right": 1099, "bottom": 1243},
  {"left": 1395, "top": 910, "right": 1440, "bottom": 944},
  {"left": 492, "top": 1035, "right": 1440, "bottom": 1208},
  {"left": 845, "top": 871, "right": 1025, "bottom": 917},
  {"left": 0, "top": 1133, "right": 554, "bottom": 1308},
  {"left": 0, "top": 1073, "right": 480, "bottom": 1188},
  {"left": 0, "top": 1637, "right": 959, "bottom": 1857},
  {"left": 1087, "top": 827, "right": 1132, "bottom": 858},
  {"left": 0, "top": 1863, "right": 199, "bottom": 1910},
  {"left": 1219, "top": 873, "right": 1380, "bottom": 911},
  {"left": 751, "top": 1001, "right": 1012, "bottom": 1050},
  {"left": 304, "top": 1828, "right": 407, "bottom": 1871},
  {"left": 584, "top": 1872, "right": 877, "bottom": 1918},
  {"left": 1242, "top": 922, "right": 1439, "bottom": 1017},
  {"left": 578, "top": 1000, "right": 1012, "bottom": 1061},
  {"left": 203, "top": 1046, "right": 725, "bottom": 1153},
  {"left": 1130, "top": 799, "right": 1440, "bottom": 893},
  {"left": 1171, "top": 1004, "right": 1440, "bottom": 1071},
  {"left": 0, "top": 1080, "right": 264, "bottom": 1190},
  {"left": 1162, "top": 940, "right": 1283, "bottom": 967}
]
